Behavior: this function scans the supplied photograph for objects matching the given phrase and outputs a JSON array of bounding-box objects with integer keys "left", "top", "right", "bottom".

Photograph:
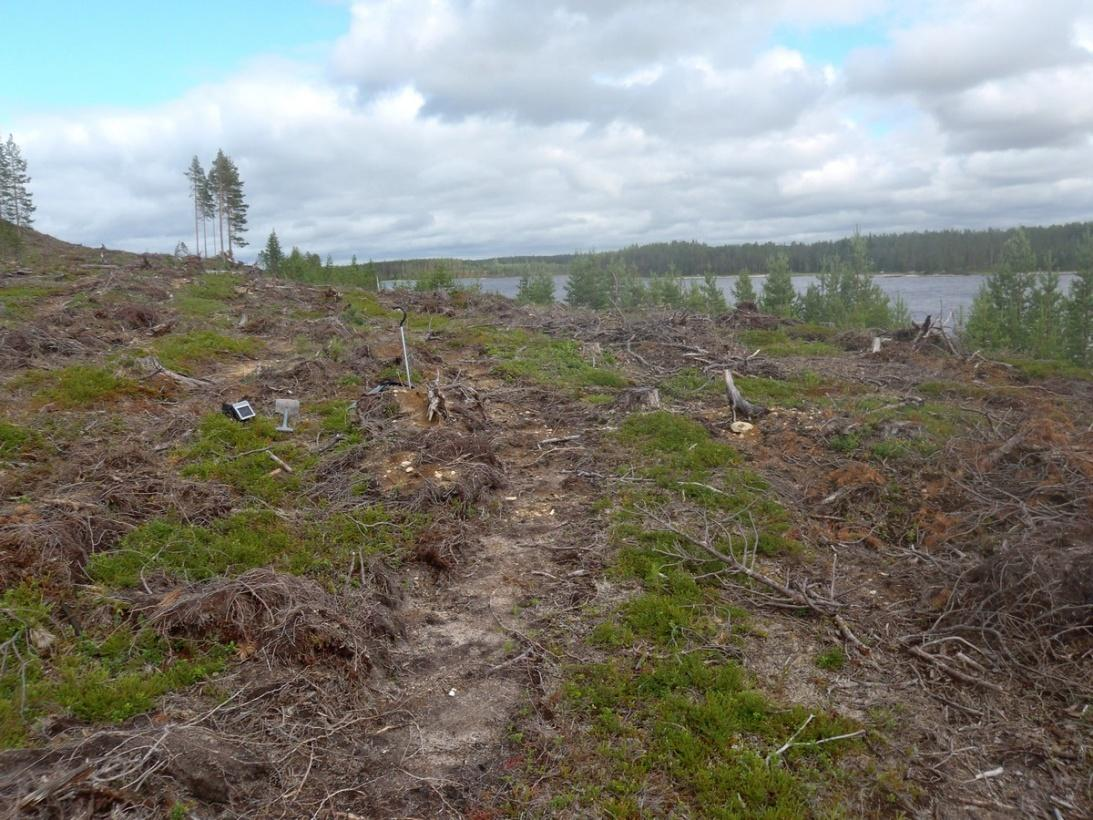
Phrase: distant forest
[{"left": 364, "top": 220, "right": 1093, "bottom": 280}]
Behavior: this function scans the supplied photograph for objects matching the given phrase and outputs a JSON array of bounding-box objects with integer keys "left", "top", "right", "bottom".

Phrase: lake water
[{"left": 386, "top": 272, "right": 1078, "bottom": 327}]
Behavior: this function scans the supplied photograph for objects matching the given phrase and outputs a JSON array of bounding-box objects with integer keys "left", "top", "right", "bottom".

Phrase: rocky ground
[{"left": 0, "top": 232, "right": 1089, "bottom": 818}]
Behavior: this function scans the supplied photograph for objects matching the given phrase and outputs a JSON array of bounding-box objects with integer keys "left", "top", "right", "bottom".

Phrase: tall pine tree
[
  {"left": 1, "top": 135, "right": 34, "bottom": 227},
  {"left": 207, "top": 150, "right": 248, "bottom": 258},
  {"left": 0, "top": 142, "right": 10, "bottom": 222},
  {"left": 184, "top": 156, "right": 206, "bottom": 257}
]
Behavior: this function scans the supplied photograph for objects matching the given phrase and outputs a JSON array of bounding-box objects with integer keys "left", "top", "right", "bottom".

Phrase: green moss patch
[
  {"left": 0, "top": 284, "right": 61, "bottom": 321},
  {"left": 153, "top": 330, "right": 256, "bottom": 374},
  {"left": 472, "top": 327, "right": 627, "bottom": 390},
  {"left": 618, "top": 411, "right": 738, "bottom": 477},
  {"left": 25, "top": 365, "right": 144, "bottom": 408},
  {"left": 739, "top": 329, "right": 841, "bottom": 358},
  {"left": 178, "top": 413, "right": 309, "bottom": 502},
  {"left": 87, "top": 506, "right": 417, "bottom": 589},
  {"left": 0, "top": 584, "right": 229, "bottom": 748}
]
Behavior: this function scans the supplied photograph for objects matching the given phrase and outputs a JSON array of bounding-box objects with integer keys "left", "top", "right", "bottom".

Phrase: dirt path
[{"left": 363, "top": 410, "right": 589, "bottom": 816}]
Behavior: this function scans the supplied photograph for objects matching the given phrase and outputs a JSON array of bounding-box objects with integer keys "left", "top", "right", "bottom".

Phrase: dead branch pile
[
  {"left": 0, "top": 326, "right": 87, "bottom": 365},
  {"left": 395, "top": 428, "right": 505, "bottom": 512},
  {"left": 924, "top": 542, "right": 1093, "bottom": 693},
  {"left": 1, "top": 442, "right": 231, "bottom": 575},
  {"left": 0, "top": 724, "right": 268, "bottom": 815},
  {"left": 142, "top": 568, "right": 392, "bottom": 671}
]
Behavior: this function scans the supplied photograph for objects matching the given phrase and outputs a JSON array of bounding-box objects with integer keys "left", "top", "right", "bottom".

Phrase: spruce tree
[
  {"left": 259, "top": 230, "right": 284, "bottom": 274},
  {"left": 516, "top": 271, "right": 555, "bottom": 305},
  {"left": 759, "top": 252, "right": 796, "bottom": 317}
]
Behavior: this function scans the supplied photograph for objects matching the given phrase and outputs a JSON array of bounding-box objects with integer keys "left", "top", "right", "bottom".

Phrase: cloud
[
  {"left": 6, "top": 1, "right": 1093, "bottom": 260},
  {"left": 846, "top": 0, "right": 1090, "bottom": 95}
]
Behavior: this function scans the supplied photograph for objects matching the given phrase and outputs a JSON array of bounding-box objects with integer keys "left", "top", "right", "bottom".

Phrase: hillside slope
[{"left": 0, "top": 233, "right": 1090, "bottom": 818}]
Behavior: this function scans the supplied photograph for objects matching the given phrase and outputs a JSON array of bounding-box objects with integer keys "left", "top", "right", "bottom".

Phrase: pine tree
[
  {"left": 760, "top": 252, "right": 796, "bottom": 317},
  {"left": 565, "top": 254, "right": 610, "bottom": 308},
  {"left": 733, "top": 270, "right": 757, "bottom": 304},
  {"left": 3, "top": 135, "right": 34, "bottom": 227},
  {"left": 1027, "top": 272, "right": 1065, "bottom": 360},
  {"left": 1064, "top": 233, "right": 1093, "bottom": 365},
  {"left": 200, "top": 169, "right": 215, "bottom": 257},
  {"left": 206, "top": 162, "right": 223, "bottom": 257},
  {"left": 698, "top": 271, "right": 727, "bottom": 314},
  {"left": 516, "top": 271, "right": 555, "bottom": 305},
  {"left": 966, "top": 228, "right": 1036, "bottom": 352},
  {"left": 184, "top": 156, "right": 206, "bottom": 257},
  {"left": 226, "top": 157, "right": 248, "bottom": 251},
  {"left": 0, "top": 142, "right": 11, "bottom": 222},
  {"left": 207, "top": 150, "right": 247, "bottom": 258}
]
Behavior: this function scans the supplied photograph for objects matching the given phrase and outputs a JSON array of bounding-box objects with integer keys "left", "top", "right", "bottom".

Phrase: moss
[
  {"left": 187, "top": 272, "right": 243, "bottom": 301},
  {"left": 87, "top": 510, "right": 294, "bottom": 587},
  {"left": 178, "top": 413, "right": 309, "bottom": 502},
  {"left": 0, "top": 421, "right": 40, "bottom": 460},
  {"left": 0, "top": 584, "right": 229, "bottom": 747},
  {"left": 815, "top": 647, "right": 847, "bottom": 671},
  {"left": 470, "top": 327, "right": 627, "bottom": 390},
  {"left": 31, "top": 365, "right": 144, "bottom": 408},
  {"left": 739, "top": 329, "right": 841, "bottom": 358},
  {"left": 0, "top": 284, "right": 61, "bottom": 320},
  {"left": 660, "top": 368, "right": 718, "bottom": 399},
  {"left": 582, "top": 393, "right": 615, "bottom": 405},
  {"left": 618, "top": 411, "right": 738, "bottom": 477},
  {"left": 310, "top": 399, "right": 364, "bottom": 446},
  {"left": 153, "top": 330, "right": 257, "bottom": 375},
  {"left": 735, "top": 372, "right": 836, "bottom": 409},
  {"left": 559, "top": 653, "right": 860, "bottom": 817},
  {"left": 87, "top": 506, "right": 419, "bottom": 588},
  {"left": 999, "top": 355, "right": 1092, "bottom": 382}
]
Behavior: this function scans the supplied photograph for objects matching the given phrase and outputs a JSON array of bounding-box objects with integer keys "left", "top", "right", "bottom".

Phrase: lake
[{"left": 386, "top": 272, "right": 1078, "bottom": 327}]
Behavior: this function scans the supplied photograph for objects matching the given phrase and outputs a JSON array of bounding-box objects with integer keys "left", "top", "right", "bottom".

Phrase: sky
[{"left": 2, "top": 0, "right": 1092, "bottom": 261}]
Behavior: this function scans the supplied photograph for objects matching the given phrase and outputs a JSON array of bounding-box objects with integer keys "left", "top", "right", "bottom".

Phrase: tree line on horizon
[
  {"left": 184, "top": 151, "right": 248, "bottom": 259},
  {"left": 608, "top": 222, "right": 1093, "bottom": 276}
]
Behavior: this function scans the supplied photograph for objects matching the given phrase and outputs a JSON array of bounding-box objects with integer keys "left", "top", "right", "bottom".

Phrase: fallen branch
[
  {"left": 136, "top": 355, "right": 211, "bottom": 389},
  {"left": 723, "top": 369, "right": 766, "bottom": 420},
  {"left": 902, "top": 642, "right": 1005, "bottom": 693}
]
